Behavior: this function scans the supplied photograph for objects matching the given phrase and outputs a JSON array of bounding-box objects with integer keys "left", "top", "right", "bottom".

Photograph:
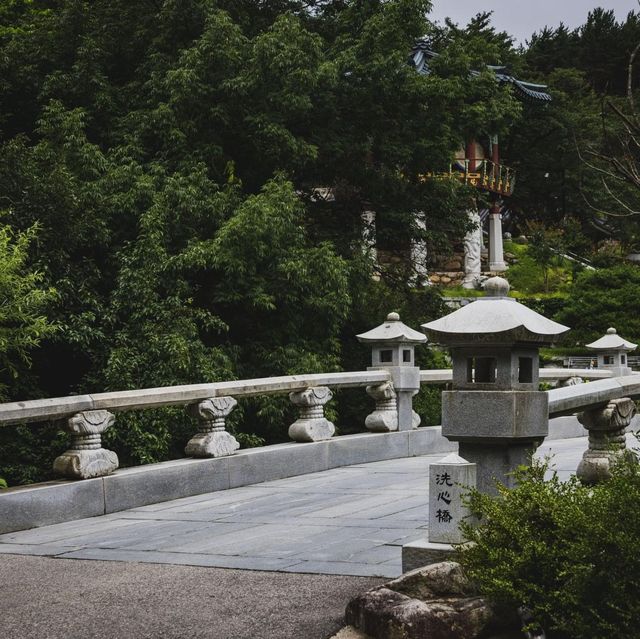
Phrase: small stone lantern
[
  {"left": 422, "top": 277, "right": 570, "bottom": 493},
  {"left": 585, "top": 328, "right": 636, "bottom": 377},
  {"left": 357, "top": 312, "right": 426, "bottom": 431}
]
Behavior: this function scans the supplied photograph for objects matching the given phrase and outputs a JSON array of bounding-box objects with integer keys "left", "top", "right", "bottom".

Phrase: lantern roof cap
[
  {"left": 586, "top": 328, "right": 637, "bottom": 352},
  {"left": 422, "top": 277, "right": 570, "bottom": 345},
  {"left": 357, "top": 312, "right": 427, "bottom": 344}
]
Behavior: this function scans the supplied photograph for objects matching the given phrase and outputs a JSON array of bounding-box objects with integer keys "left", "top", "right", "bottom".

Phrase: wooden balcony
[{"left": 420, "top": 160, "right": 516, "bottom": 196}]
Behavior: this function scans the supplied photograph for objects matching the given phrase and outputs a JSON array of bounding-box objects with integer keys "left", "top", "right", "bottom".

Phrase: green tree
[
  {"left": 555, "top": 264, "right": 640, "bottom": 346},
  {"left": 0, "top": 0, "right": 529, "bottom": 480},
  {"left": 0, "top": 222, "right": 57, "bottom": 394}
]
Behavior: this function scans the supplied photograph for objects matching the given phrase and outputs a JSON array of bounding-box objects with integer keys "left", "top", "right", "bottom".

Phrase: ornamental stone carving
[
  {"left": 577, "top": 397, "right": 637, "bottom": 484},
  {"left": 288, "top": 386, "right": 335, "bottom": 442},
  {"left": 185, "top": 396, "right": 240, "bottom": 458},
  {"left": 365, "top": 382, "right": 398, "bottom": 432},
  {"left": 53, "top": 410, "right": 118, "bottom": 479},
  {"left": 462, "top": 210, "right": 482, "bottom": 289}
]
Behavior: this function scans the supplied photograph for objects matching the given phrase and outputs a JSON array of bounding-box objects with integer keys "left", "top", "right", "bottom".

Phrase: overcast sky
[{"left": 429, "top": 0, "right": 639, "bottom": 44}]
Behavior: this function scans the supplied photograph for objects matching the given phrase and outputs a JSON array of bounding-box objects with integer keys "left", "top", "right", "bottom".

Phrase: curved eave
[
  {"left": 422, "top": 299, "right": 569, "bottom": 345},
  {"left": 586, "top": 336, "right": 637, "bottom": 351},
  {"left": 425, "top": 326, "right": 567, "bottom": 346},
  {"left": 412, "top": 44, "right": 551, "bottom": 104},
  {"left": 357, "top": 326, "right": 427, "bottom": 344}
]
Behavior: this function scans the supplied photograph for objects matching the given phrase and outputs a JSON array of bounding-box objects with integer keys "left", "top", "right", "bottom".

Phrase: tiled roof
[{"left": 412, "top": 41, "right": 551, "bottom": 103}]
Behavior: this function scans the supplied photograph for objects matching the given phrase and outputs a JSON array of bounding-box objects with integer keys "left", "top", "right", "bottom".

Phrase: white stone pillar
[
  {"left": 462, "top": 210, "right": 482, "bottom": 289},
  {"left": 361, "top": 210, "right": 377, "bottom": 263},
  {"left": 364, "top": 381, "right": 398, "bottom": 432},
  {"left": 53, "top": 410, "right": 118, "bottom": 479},
  {"left": 410, "top": 212, "right": 430, "bottom": 286},
  {"left": 288, "top": 386, "right": 335, "bottom": 442},
  {"left": 185, "top": 397, "right": 240, "bottom": 458},
  {"left": 488, "top": 206, "right": 507, "bottom": 272}
]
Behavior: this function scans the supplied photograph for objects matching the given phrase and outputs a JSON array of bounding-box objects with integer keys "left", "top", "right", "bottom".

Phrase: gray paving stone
[
  {"left": 57, "top": 547, "right": 300, "bottom": 571},
  {"left": 44, "top": 520, "right": 209, "bottom": 549},
  {"left": 302, "top": 493, "right": 407, "bottom": 519},
  {"left": 0, "top": 543, "right": 82, "bottom": 556},
  {"left": 281, "top": 560, "right": 398, "bottom": 578},
  {"left": 348, "top": 545, "right": 401, "bottom": 565},
  {"left": 0, "top": 515, "right": 141, "bottom": 545}
]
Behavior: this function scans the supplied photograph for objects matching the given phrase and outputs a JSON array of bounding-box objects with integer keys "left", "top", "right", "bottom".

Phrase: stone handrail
[
  {"left": 540, "top": 368, "right": 613, "bottom": 381},
  {"left": 548, "top": 374, "right": 640, "bottom": 417},
  {"left": 0, "top": 370, "right": 390, "bottom": 427},
  {"left": 419, "top": 367, "right": 613, "bottom": 385},
  {"left": 0, "top": 366, "right": 615, "bottom": 427}
]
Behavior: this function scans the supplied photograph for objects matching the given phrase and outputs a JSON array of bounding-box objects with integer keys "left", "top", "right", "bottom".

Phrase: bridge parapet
[
  {"left": 0, "top": 370, "right": 392, "bottom": 480},
  {"left": 0, "top": 367, "right": 622, "bottom": 481}
]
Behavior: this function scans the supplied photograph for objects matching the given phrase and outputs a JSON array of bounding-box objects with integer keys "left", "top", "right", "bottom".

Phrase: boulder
[{"left": 345, "top": 562, "right": 520, "bottom": 639}]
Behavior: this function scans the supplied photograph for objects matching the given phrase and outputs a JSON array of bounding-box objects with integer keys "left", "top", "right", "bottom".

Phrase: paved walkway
[{"left": 0, "top": 435, "right": 599, "bottom": 580}]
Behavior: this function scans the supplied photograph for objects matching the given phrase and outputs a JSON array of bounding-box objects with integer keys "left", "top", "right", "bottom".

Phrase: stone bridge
[{"left": 2, "top": 300, "right": 640, "bottom": 638}]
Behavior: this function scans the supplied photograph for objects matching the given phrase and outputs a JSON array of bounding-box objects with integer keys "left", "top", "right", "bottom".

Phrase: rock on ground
[{"left": 346, "top": 561, "right": 521, "bottom": 639}]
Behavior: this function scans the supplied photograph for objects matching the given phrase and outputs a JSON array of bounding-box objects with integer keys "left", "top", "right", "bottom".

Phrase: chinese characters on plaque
[{"left": 428, "top": 453, "right": 476, "bottom": 545}]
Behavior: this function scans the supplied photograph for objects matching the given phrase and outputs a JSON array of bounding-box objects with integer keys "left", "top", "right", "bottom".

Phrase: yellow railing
[{"left": 419, "top": 160, "right": 516, "bottom": 196}]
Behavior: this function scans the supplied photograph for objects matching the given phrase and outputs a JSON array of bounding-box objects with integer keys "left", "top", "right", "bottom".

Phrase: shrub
[{"left": 457, "top": 458, "right": 640, "bottom": 639}]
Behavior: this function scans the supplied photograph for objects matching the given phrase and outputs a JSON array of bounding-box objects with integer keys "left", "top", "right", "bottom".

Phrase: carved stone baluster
[
  {"left": 53, "top": 410, "right": 118, "bottom": 479},
  {"left": 288, "top": 386, "right": 335, "bottom": 442},
  {"left": 365, "top": 381, "right": 398, "bottom": 432},
  {"left": 577, "top": 397, "right": 637, "bottom": 484},
  {"left": 185, "top": 397, "right": 239, "bottom": 458}
]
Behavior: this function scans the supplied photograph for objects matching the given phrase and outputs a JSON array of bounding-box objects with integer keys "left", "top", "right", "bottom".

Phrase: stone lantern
[
  {"left": 357, "top": 312, "right": 426, "bottom": 431},
  {"left": 422, "top": 277, "right": 570, "bottom": 493},
  {"left": 585, "top": 327, "right": 636, "bottom": 377}
]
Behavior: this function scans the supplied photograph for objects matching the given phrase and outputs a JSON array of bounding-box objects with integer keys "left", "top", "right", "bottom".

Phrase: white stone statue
[{"left": 462, "top": 210, "right": 482, "bottom": 289}]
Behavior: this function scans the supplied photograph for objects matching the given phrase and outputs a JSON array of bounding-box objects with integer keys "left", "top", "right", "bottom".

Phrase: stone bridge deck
[{"left": 0, "top": 436, "right": 590, "bottom": 579}]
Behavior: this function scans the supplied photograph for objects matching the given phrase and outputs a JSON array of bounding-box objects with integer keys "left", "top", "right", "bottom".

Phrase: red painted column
[{"left": 465, "top": 139, "right": 476, "bottom": 172}]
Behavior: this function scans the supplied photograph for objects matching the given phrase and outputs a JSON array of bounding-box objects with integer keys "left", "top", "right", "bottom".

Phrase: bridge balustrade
[{"left": 0, "top": 365, "right": 617, "bottom": 482}]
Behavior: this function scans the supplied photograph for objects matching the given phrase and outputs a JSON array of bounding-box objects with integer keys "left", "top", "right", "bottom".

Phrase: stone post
[
  {"left": 577, "top": 397, "right": 637, "bottom": 484},
  {"left": 365, "top": 381, "right": 398, "bottom": 432},
  {"left": 185, "top": 396, "right": 239, "bottom": 458},
  {"left": 53, "top": 410, "right": 118, "bottom": 479},
  {"left": 428, "top": 453, "right": 476, "bottom": 545},
  {"left": 402, "top": 453, "right": 477, "bottom": 571},
  {"left": 288, "top": 386, "right": 335, "bottom": 442}
]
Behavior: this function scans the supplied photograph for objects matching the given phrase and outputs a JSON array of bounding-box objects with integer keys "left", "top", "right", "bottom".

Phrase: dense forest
[{"left": 1, "top": 1, "right": 640, "bottom": 485}]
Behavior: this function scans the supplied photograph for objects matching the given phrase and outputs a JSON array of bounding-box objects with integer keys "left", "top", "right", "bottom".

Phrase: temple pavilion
[{"left": 368, "top": 42, "right": 552, "bottom": 287}]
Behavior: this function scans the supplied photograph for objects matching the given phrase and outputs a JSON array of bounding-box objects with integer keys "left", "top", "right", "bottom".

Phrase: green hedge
[{"left": 458, "top": 459, "right": 640, "bottom": 639}]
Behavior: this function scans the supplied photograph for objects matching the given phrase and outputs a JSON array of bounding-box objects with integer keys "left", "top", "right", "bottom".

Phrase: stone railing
[
  {"left": 548, "top": 374, "right": 640, "bottom": 483},
  {"left": 0, "top": 370, "right": 395, "bottom": 480},
  {"left": 0, "top": 364, "right": 621, "bottom": 482}
]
